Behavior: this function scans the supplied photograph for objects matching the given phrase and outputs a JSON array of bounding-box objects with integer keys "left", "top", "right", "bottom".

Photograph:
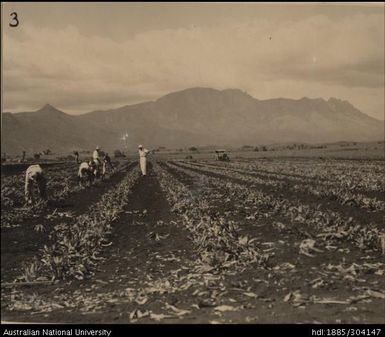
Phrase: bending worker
[
  {"left": 78, "top": 160, "right": 96, "bottom": 186},
  {"left": 138, "top": 145, "right": 152, "bottom": 176},
  {"left": 25, "top": 164, "right": 47, "bottom": 204}
]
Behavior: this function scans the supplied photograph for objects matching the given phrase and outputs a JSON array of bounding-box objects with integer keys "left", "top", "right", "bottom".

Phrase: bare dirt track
[{"left": 1, "top": 160, "right": 384, "bottom": 323}]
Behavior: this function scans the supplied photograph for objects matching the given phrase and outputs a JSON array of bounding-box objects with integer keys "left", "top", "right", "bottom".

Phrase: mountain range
[{"left": 1, "top": 87, "right": 383, "bottom": 154}]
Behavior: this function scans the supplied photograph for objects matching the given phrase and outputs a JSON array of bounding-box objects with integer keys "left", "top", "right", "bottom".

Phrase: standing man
[
  {"left": 92, "top": 146, "right": 102, "bottom": 176},
  {"left": 93, "top": 146, "right": 101, "bottom": 164},
  {"left": 25, "top": 164, "right": 47, "bottom": 204},
  {"left": 138, "top": 145, "right": 152, "bottom": 176},
  {"left": 74, "top": 151, "right": 80, "bottom": 164}
]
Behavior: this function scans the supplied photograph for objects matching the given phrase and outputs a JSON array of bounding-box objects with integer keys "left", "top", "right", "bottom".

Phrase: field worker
[
  {"left": 74, "top": 151, "right": 80, "bottom": 164},
  {"left": 89, "top": 159, "right": 99, "bottom": 176},
  {"left": 25, "top": 164, "right": 47, "bottom": 204},
  {"left": 93, "top": 146, "right": 101, "bottom": 164},
  {"left": 138, "top": 145, "right": 152, "bottom": 176},
  {"left": 93, "top": 146, "right": 100, "bottom": 161},
  {"left": 102, "top": 153, "right": 114, "bottom": 176},
  {"left": 92, "top": 146, "right": 103, "bottom": 176},
  {"left": 78, "top": 161, "right": 95, "bottom": 186}
]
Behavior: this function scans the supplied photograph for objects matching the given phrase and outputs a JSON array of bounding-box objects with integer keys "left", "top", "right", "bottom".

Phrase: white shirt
[
  {"left": 78, "top": 162, "right": 90, "bottom": 176},
  {"left": 26, "top": 165, "right": 43, "bottom": 181},
  {"left": 138, "top": 149, "right": 149, "bottom": 158},
  {"left": 93, "top": 150, "right": 100, "bottom": 160}
]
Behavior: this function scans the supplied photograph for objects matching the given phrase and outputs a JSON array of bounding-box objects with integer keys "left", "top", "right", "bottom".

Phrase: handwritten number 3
[{"left": 10, "top": 12, "right": 19, "bottom": 27}]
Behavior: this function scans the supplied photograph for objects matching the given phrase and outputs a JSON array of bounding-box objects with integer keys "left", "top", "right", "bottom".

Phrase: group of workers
[
  {"left": 77, "top": 146, "right": 114, "bottom": 186},
  {"left": 24, "top": 144, "right": 152, "bottom": 204}
]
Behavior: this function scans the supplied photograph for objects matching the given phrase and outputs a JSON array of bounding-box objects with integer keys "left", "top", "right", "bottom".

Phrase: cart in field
[{"left": 215, "top": 149, "right": 230, "bottom": 161}]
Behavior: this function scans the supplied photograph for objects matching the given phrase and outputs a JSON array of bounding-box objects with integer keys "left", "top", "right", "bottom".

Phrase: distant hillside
[
  {"left": 2, "top": 88, "right": 383, "bottom": 154},
  {"left": 1, "top": 104, "right": 117, "bottom": 154}
]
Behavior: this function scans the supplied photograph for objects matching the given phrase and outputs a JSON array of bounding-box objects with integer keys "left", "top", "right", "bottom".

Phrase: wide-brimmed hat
[{"left": 138, "top": 144, "right": 143, "bottom": 148}]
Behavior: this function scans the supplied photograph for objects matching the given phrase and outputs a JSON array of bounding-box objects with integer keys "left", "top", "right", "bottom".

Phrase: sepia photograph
[{"left": 1, "top": 1, "right": 384, "bottom": 330}]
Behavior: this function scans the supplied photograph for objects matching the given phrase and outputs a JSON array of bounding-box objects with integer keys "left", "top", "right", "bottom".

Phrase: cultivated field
[{"left": 1, "top": 156, "right": 384, "bottom": 323}]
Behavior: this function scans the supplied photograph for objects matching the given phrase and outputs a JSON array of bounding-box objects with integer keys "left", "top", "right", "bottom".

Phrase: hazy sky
[{"left": 2, "top": 2, "right": 384, "bottom": 119}]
